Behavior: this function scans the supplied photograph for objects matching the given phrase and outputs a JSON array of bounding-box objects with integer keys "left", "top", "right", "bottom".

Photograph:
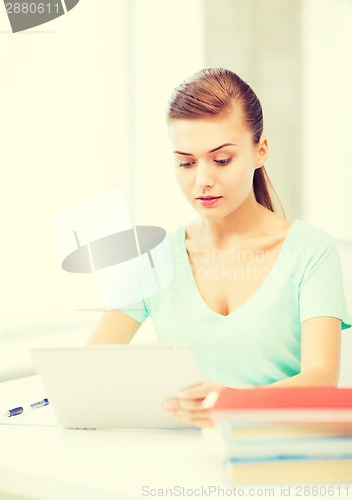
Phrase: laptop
[{"left": 31, "top": 344, "right": 200, "bottom": 429}]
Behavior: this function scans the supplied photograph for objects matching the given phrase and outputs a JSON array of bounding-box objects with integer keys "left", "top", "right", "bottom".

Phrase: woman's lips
[{"left": 196, "top": 196, "right": 222, "bottom": 207}]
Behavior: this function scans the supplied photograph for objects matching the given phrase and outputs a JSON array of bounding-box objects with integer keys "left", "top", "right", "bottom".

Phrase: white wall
[
  {"left": 0, "top": 0, "right": 126, "bottom": 318},
  {"left": 0, "top": 0, "right": 205, "bottom": 323},
  {"left": 302, "top": 0, "right": 352, "bottom": 239}
]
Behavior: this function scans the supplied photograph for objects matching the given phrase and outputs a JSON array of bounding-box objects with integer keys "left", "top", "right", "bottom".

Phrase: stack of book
[{"left": 210, "top": 387, "right": 352, "bottom": 484}]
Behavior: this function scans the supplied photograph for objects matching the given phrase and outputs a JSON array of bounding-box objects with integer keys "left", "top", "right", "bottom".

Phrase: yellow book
[{"left": 226, "top": 457, "right": 352, "bottom": 484}]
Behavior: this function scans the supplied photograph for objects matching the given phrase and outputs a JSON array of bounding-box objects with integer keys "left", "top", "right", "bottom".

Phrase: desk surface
[
  {"left": 1, "top": 377, "right": 351, "bottom": 500},
  {"left": 0, "top": 375, "right": 229, "bottom": 500}
]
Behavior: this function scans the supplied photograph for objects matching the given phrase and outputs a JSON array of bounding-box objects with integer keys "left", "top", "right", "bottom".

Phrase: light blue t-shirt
[{"left": 116, "top": 219, "right": 352, "bottom": 387}]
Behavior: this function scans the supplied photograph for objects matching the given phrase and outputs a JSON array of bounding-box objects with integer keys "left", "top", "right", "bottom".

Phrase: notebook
[{"left": 31, "top": 344, "right": 200, "bottom": 429}]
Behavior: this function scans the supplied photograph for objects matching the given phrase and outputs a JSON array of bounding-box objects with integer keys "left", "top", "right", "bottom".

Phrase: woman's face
[{"left": 169, "top": 111, "right": 268, "bottom": 220}]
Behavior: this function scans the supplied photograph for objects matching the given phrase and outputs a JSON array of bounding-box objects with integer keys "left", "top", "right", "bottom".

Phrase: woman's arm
[
  {"left": 88, "top": 310, "right": 141, "bottom": 344},
  {"left": 163, "top": 316, "right": 342, "bottom": 427},
  {"left": 268, "top": 316, "right": 341, "bottom": 387}
]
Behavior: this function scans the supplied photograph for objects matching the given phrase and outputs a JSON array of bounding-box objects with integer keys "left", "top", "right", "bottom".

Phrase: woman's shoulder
[
  {"left": 263, "top": 212, "right": 333, "bottom": 247},
  {"left": 165, "top": 224, "right": 186, "bottom": 253},
  {"left": 291, "top": 219, "right": 334, "bottom": 247},
  {"left": 283, "top": 219, "right": 337, "bottom": 273}
]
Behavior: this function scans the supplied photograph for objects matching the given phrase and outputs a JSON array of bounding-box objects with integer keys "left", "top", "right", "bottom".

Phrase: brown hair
[{"left": 167, "top": 68, "right": 285, "bottom": 215}]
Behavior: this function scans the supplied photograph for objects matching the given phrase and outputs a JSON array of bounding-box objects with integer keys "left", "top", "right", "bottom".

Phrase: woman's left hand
[{"left": 162, "top": 380, "right": 225, "bottom": 428}]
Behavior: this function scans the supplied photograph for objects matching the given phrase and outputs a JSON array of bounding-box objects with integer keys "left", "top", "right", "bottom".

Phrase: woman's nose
[{"left": 194, "top": 163, "right": 215, "bottom": 188}]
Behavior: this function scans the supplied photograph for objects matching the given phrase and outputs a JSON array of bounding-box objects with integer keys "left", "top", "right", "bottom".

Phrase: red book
[{"left": 210, "top": 387, "right": 352, "bottom": 423}]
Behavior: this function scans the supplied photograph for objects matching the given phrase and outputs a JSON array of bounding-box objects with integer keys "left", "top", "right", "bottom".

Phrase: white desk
[
  {"left": 1, "top": 377, "right": 351, "bottom": 500},
  {"left": 0, "top": 376, "right": 228, "bottom": 500}
]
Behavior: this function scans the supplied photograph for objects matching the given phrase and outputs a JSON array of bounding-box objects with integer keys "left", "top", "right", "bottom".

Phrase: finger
[
  {"left": 163, "top": 397, "right": 205, "bottom": 411},
  {"left": 170, "top": 408, "right": 211, "bottom": 421},
  {"left": 162, "top": 398, "right": 180, "bottom": 410},
  {"left": 179, "top": 381, "right": 223, "bottom": 400},
  {"left": 200, "top": 390, "right": 221, "bottom": 409}
]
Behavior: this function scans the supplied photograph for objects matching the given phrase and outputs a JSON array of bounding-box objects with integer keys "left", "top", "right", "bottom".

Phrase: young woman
[{"left": 89, "top": 68, "right": 351, "bottom": 427}]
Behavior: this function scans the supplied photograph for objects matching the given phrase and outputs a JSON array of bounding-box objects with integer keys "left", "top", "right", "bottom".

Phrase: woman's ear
[{"left": 255, "top": 135, "right": 268, "bottom": 168}]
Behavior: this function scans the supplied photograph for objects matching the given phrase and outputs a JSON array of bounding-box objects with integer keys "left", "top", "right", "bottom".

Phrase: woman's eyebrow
[
  {"left": 173, "top": 150, "right": 194, "bottom": 156},
  {"left": 173, "top": 143, "right": 238, "bottom": 156},
  {"left": 209, "top": 143, "right": 238, "bottom": 153}
]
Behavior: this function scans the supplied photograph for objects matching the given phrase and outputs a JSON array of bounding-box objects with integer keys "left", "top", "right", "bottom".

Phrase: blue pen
[
  {"left": 3, "top": 406, "right": 24, "bottom": 417},
  {"left": 30, "top": 398, "right": 49, "bottom": 409}
]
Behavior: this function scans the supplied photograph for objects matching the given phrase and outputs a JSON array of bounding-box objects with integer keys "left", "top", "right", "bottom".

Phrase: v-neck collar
[{"left": 178, "top": 219, "right": 300, "bottom": 319}]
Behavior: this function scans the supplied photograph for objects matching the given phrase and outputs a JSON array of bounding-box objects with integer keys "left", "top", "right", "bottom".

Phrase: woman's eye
[
  {"left": 214, "top": 158, "right": 232, "bottom": 165},
  {"left": 178, "top": 161, "right": 195, "bottom": 168}
]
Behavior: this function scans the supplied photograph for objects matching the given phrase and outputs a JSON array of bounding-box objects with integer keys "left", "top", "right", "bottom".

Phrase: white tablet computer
[{"left": 31, "top": 344, "right": 200, "bottom": 429}]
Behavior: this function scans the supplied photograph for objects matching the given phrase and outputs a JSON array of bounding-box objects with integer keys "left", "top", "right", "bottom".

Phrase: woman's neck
[{"left": 195, "top": 195, "right": 275, "bottom": 247}]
